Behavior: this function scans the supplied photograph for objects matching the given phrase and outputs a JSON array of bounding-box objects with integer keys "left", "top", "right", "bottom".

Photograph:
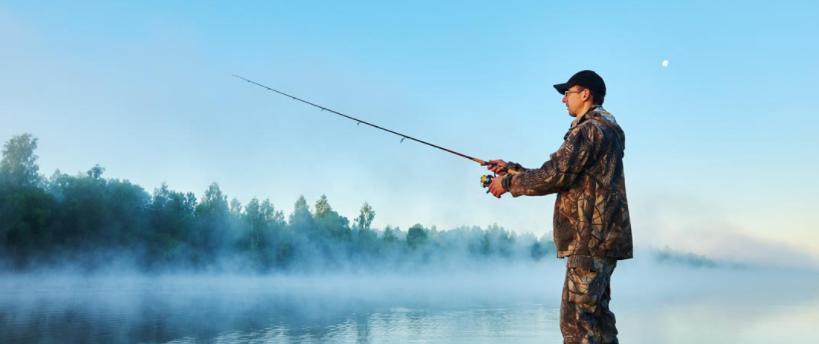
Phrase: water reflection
[
  {"left": 1, "top": 263, "right": 818, "bottom": 343},
  {"left": 0, "top": 267, "right": 562, "bottom": 343}
]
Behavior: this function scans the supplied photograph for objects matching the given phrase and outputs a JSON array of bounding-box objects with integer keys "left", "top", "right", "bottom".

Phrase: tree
[
  {"left": 230, "top": 198, "right": 243, "bottom": 216},
  {"left": 530, "top": 233, "right": 553, "bottom": 261},
  {"left": 288, "top": 195, "right": 312, "bottom": 226},
  {"left": 240, "top": 197, "right": 286, "bottom": 270},
  {"left": 144, "top": 183, "right": 198, "bottom": 268},
  {"left": 192, "top": 183, "right": 231, "bottom": 265},
  {"left": 313, "top": 194, "right": 350, "bottom": 240},
  {"left": 87, "top": 165, "right": 104, "bottom": 179},
  {"left": 382, "top": 226, "right": 398, "bottom": 243},
  {"left": 0, "top": 182, "right": 56, "bottom": 266},
  {"left": 200, "top": 183, "right": 228, "bottom": 212},
  {"left": 315, "top": 194, "right": 332, "bottom": 218},
  {"left": 406, "top": 224, "right": 428, "bottom": 249},
  {"left": 1, "top": 134, "right": 41, "bottom": 187},
  {"left": 350, "top": 202, "right": 378, "bottom": 259},
  {"left": 353, "top": 202, "right": 375, "bottom": 231}
]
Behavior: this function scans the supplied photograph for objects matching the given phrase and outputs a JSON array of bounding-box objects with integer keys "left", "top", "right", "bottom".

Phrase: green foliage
[
  {"left": 353, "top": 202, "right": 375, "bottom": 231},
  {"left": 45, "top": 168, "right": 149, "bottom": 251},
  {"left": 406, "top": 224, "right": 428, "bottom": 249},
  {"left": 192, "top": 183, "right": 232, "bottom": 266},
  {"left": 87, "top": 165, "right": 104, "bottom": 179},
  {"left": 238, "top": 197, "right": 286, "bottom": 270},
  {"left": 198, "top": 183, "right": 229, "bottom": 217},
  {"left": 1, "top": 133, "right": 41, "bottom": 187},
  {"left": 351, "top": 203, "right": 378, "bottom": 259},
  {"left": 288, "top": 195, "right": 312, "bottom": 229},
  {"left": 0, "top": 184, "right": 56, "bottom": 265},
  {"left": 482, "top": 224, "right": 514, "bottom": 258},
  {"left": 313, "top": 195, "right": 350, "bottom": 241},
  {"left": 143, "top": 184, "right": 197, "bottom": 267},
  {"left": 314, "top": 195, "right": 332, "bottom": 218},
  {"left": 382, "top": 226, "right": 399, "bottom": 243}
]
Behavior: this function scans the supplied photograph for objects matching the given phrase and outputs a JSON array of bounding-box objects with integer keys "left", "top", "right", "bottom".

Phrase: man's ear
[{"left": 582, "top": 88, "right": 591, "bottom": 101}]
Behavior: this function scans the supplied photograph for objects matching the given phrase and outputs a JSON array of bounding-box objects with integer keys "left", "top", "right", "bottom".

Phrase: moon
[{"left": 661, "top": 59, "right": 669, "bottom": 68}]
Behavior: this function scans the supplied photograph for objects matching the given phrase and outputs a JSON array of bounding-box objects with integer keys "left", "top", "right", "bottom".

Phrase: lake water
[{"left": 2, "top": 261, "right": 818, "bottom": 343}]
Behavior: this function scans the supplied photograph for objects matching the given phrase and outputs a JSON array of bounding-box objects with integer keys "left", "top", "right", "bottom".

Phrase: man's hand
[
  {"left": 486, "top": 159, "right": 508, "bottom": 175},
  {"left": 488, "top": 174, "right": 507, "bottom": 198}
]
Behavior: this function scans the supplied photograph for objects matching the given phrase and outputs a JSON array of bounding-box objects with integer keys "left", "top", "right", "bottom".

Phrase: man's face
[{"left": 561, "top": 85, "right": 587, "bottom": 117}]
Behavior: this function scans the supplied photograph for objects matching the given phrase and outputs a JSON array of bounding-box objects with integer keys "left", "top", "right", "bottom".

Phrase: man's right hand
[{"left": 485, "top": 159, "right": 508, "bottom": 175}]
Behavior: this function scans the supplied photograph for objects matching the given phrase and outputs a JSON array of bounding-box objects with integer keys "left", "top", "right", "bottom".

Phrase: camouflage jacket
[{"left": 505, "top": 106, "right": 633, "bottom": 260}]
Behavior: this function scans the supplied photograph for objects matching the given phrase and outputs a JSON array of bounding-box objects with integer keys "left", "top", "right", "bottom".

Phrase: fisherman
[{"left": 486, "top": 70, "right": 633, "bottom": 344}]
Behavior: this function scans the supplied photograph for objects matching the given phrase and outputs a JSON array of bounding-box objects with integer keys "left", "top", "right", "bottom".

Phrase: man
[{"left": 486, "top": 70, "right": 632, "bottom": 344}]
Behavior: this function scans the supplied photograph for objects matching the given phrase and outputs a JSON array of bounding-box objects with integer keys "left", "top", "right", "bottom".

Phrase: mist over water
[{"left": 2, "top": 258, "right": 818, "bottom": 343}]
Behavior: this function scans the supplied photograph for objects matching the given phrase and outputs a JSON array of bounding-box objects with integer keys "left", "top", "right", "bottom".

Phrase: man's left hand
[{"left": 488, "top": 174, "right": 507, "bottom": 198}]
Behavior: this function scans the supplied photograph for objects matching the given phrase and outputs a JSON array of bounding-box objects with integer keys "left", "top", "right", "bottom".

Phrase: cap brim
[{"left": 553, "top": 83, "right": 570, "bottom": 95}]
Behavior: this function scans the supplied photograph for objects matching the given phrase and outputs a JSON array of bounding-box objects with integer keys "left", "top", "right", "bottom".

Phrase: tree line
[{"left": 0, "top": 134, "right": 553, "bottom": 272}]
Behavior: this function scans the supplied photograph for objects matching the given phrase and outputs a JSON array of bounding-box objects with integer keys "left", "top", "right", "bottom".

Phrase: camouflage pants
[{"left": 560, "top": 256, "right": 618, "bottom": 344}]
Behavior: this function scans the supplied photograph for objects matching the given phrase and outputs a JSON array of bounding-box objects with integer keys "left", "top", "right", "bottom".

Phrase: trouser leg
[
  {"left": 560, "top": 257, "right": 618, "bottom": 344},
  {"left": 599, "top": 280, "right": 618, "bottom": 344}
]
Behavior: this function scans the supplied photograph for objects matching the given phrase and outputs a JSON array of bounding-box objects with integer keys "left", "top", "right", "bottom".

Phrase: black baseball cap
[{"left": 553, "top": 70, "right": 606, "bottom": 98}]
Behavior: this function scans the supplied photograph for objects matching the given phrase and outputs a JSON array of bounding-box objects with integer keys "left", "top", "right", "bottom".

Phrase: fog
[{"left": 2, "top": 254, "right": 818, "bottom": 343}]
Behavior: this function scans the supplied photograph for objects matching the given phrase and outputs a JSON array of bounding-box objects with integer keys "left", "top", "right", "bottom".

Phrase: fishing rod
[
  {"left": 233, "top": 74, "right": 518, "bottom": 190},
  {"left": 232, "top": 74, "right": 488, "bottom": 166}
]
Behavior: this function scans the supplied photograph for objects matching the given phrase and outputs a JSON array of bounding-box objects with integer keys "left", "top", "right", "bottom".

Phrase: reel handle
[{"left": 480, "top": 174, "right": 494, "bottom": 192}]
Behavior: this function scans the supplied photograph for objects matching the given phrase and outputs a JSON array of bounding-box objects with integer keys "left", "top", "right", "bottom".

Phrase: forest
[{"left": 0, "top": 134, "right": 553, "bottom": 272}]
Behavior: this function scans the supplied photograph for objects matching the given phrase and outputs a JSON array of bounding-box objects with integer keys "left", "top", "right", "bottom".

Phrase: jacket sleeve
[{"left": 506, "top": 123, "right": 600, "bottom": 197}]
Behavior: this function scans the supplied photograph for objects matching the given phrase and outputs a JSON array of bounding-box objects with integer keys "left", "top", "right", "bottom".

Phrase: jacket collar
[
  {"left": 571, "top": 105, "right": 602, "bottom": 128},
  {"left": 571, "top": 105, "right": 617, "bottom": 128}
]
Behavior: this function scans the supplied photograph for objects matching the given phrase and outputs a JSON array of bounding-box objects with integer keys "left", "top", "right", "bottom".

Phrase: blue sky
[{"left": 2, "top": 1, "right": 818, "bottom": 266}]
